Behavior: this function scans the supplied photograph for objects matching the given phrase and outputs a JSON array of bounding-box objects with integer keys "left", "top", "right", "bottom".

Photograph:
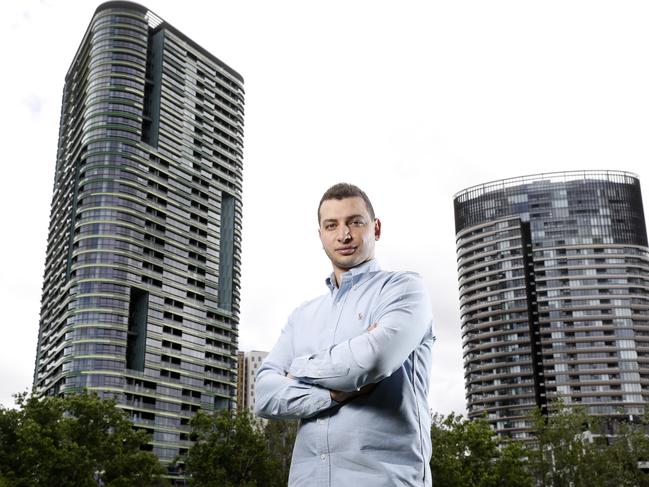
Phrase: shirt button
[{"left": 320, "top": 454, "right": 326, "bottom": 461}]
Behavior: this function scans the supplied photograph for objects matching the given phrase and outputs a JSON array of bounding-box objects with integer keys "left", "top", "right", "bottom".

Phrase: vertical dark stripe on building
[
  {"left": 142, "top": 28, "right": 164, "bottom": 147},
  {"left": 520, "top": 220, "right": 547, "bottom": 415},
  {"left": 126, "top": 287, "right": 149, "bottom": 371},
  {"left": 218, "top": 192, "right": 234, "bottom": 311}
]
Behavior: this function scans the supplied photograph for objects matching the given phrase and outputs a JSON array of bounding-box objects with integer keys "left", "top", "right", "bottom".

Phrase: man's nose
[{"left": 337, "top": 225, "right": 351, "bottom": 241}]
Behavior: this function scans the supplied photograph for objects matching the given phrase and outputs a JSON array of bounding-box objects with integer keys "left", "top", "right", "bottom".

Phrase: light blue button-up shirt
[{"left": 255, "top": 259, "right": 434, "bottom": 486}]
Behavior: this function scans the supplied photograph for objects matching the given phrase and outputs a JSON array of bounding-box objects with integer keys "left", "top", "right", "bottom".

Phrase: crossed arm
[
  {"left": 287, "top": 323, "right": 378, "bottom": 403},
  {"left": 254, "top": 273, "right": 432, "bottom": 420}
]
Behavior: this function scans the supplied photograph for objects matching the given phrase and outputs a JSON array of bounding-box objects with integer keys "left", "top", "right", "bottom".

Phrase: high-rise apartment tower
[
  {"left": 454, "top": 171, "right": 649, "bottom": 439},
  {"left": 33, "top": 1, "right": 244, "bottom": 467},
  {"left": 236, "top": 350, "right": 268, "bottom": 414}
]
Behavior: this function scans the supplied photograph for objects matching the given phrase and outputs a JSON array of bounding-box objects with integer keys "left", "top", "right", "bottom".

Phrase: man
[{"left": 255, "top": 183, "right": 434, "bottom": 486}]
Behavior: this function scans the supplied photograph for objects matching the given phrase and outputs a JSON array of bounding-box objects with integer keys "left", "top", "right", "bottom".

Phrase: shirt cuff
[{"left": 310, "top": 383, "right": 335, "bottom": 409}]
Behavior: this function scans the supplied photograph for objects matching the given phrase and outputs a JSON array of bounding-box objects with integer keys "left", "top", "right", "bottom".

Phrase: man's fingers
[{"left": 367, "top": 323, "right": 378, "bottom": 332}]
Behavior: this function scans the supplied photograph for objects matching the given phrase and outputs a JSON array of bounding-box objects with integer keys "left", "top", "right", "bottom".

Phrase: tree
[
  {"left": 600, "top": 415, "right": 649, "bottom": 487},
  {"left": 184, "top": 408, "right": 283, "bottom": 487},
  {"left": 528, "top": 402, "right": 599, "bottom": 487},
  {"left": 0, "top": 391, "right": 166, "bottom": 487},
  {"left": 430, "top": 412, "right": 532, "bottom": 487},
  {"left": 529, "top": 401, "right": 649, "bottom": 487},
  {"left": 264, "top": 419, "right": 298, "bottom": 484}
]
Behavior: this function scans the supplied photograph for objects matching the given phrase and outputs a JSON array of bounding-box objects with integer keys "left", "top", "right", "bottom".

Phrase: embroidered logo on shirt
[{"left": 357, "top": 312, "right": 363, "bottom": 320}]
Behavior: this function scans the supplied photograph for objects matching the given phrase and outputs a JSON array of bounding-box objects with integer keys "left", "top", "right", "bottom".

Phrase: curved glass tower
[
  {"left": 454, "top": 171, "right": 649, "bottom": 439},
  {"left": 33, "top": 1, "right": 244, "bottom": 471}
]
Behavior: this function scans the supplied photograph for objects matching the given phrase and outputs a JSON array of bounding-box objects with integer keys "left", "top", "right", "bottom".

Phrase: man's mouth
[{"left": 336, "top": 246, "right": 356, "bottom": 255}]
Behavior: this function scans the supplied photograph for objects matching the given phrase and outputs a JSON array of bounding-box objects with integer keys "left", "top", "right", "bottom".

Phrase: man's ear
[{"left": 374, "top": 218, "right": 381, "bottom": 241}]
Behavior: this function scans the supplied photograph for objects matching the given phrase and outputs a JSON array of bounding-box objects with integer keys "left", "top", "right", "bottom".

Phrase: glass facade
[
  {"left": 454, "top": 171, "right": 649, "bottom": 439},
  {"left": 33, "top": 1, "right": 244, "bottom": 474}
]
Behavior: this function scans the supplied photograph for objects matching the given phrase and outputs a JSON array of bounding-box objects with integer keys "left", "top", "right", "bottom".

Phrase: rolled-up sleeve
[
  {"left": 288, "top": 273, "right": 433, "bottom": 392},
  {"left": 254, "top": 312, "right": 336, "bottom": 420}
]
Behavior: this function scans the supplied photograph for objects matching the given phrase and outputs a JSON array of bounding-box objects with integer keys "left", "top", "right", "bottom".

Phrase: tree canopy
[
  {"left": 264, "top": 418, "right": 298, "bottom": 485},
  {"left": 0, "top": 391, "right": 166, "bottom": 487},
  {"left": 430, "top": 412, "right": 532, "bottom": 487},
  {"left": 5, "top": 389, "right": 649, "bottom": 487},
  {"left": 528, "top": 401, "right": 649, "bottom": 487},
  {"left": 431, "top": 403, "right": 649, "bottom": 487},
  {"left": 184, "top": 408, "right": 284, "bottom": 487}
]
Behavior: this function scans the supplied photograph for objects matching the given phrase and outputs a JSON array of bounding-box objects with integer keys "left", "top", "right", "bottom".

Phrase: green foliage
[
  {"left": 264, "top": 418, "right": 298, "bottom": 484},
  {"left": 529, "top": 401, "right": 649, "bottom": 487},
  {"left": 599, "top": 415, "right": 649, "bottom": 487},
  {"left": 184, "top": 408, "right": 283, "bottom": 487},
  {"left": 0, "top": 391, "right": 166, "bottom": 487},
  {"left": 528, "top": 402, "right": 597, "bottom": 487},
  {"left": 432, "top": 405, "right": 649, "bottom": 487},
  {"left": 430, "top": 412, "right": 533, "bottom": 487},
  {"left": 7, "top": 389, "right": 649, "bottom": 487}
]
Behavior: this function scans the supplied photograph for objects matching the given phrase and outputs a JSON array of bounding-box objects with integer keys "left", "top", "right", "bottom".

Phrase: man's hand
[{"left": 330, "top": 382, "right": 376, "bottom": 403}]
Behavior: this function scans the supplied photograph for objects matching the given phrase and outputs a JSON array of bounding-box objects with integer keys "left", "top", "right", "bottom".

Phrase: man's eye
[
  {"left": 325, "top": 224, "right": 336, "bottom": 231},
  {"left": 350, "top": 220, "right": 364, "bottom": 226}
]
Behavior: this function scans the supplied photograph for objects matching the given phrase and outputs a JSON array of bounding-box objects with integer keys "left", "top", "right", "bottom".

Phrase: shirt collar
[{"left": 325, "top": 259, "right": 381, "bottom": 292}]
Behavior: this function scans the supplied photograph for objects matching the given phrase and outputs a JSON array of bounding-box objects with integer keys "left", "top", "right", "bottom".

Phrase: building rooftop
[{"left": 454, "top": 170, "right": 640, "bottom": 202}]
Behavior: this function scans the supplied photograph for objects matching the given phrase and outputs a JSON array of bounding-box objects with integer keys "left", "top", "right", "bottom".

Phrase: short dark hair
[{"left": 318, "top": 183, "right": 375, "bottom": 223}]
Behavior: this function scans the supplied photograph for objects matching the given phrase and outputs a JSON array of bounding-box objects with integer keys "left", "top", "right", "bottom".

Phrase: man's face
[{"left": 318, "top": 196, "right": 381, "bottom": 277}]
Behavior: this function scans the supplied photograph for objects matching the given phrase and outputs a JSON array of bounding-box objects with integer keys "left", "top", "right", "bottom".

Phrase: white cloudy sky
[{"left": 2, "top": 0, "right": 649, "bottom": 416}]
